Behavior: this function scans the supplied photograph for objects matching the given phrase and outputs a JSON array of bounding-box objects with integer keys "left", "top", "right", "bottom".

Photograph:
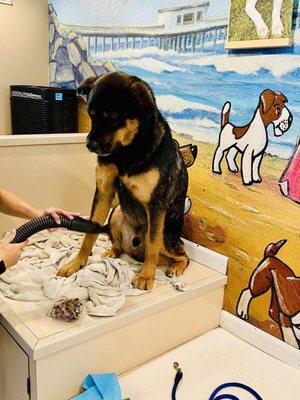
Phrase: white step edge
[
  {"left": 220, "top": 310, "right": 300, "bottom": 370},
  {"left": 0, "top": 133, "right": 86, "bottom": 147},
  {"left": 33, "top": 274, "right": 226, "bottom": 360},
  {"left": 183, "top": 238, "right": 228, "bottom": 275}
]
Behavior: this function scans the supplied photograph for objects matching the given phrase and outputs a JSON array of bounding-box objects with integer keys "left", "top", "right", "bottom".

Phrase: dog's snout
[
  {"left": 288, "top": 115, "right": 293, "bottom": 125},
  {"left": 86, "top": 140, "right": 99, "bottom": 152},
  {"left": 132, "top": 237, "right": 140, "bottom": 247},
  {"left": 102, "top": 142, "right": 112, "bottom": 154}
]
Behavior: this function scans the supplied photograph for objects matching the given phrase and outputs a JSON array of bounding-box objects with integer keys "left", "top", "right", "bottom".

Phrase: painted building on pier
[{"left": 67, "top": 2, "right": 228, "bottom": 55}]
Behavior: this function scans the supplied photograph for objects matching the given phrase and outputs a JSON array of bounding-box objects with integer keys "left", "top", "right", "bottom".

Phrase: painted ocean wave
[
  {"left": 156, "top": 95, "right": 219, "bottom": 114},
  {"left": 92, "top": 47, "right": 300, "bottom": 159}
]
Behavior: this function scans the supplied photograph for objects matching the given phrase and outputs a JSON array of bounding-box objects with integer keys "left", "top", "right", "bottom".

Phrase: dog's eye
[
  {"left": 110, "top": 112, "right": 119, "bottom": 120},
  {"left": 102, "top": 111, "right": 119, "bottom": 120},
  {"left": 276, "top": 108, "right": 281, "bottom": 116}
]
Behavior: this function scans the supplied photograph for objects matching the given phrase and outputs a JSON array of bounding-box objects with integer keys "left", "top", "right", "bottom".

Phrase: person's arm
[
  {"left": 0, "top": 189, "right": 79, "bottom": 223},
  {"left": 0, "top": 189, "right": 41, "bottom": 220}
]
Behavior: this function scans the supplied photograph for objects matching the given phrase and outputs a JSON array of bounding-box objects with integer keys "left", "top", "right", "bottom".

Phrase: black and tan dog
[{"left": 57, "top": 71, "right": 189, "bottom": 290}]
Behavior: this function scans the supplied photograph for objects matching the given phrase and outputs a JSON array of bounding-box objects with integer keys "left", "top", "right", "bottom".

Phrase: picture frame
[
  {"left": 225, "top": 0, "right": 293, "bottom": 49},
  {"left": 0, "top": 0, "right": 13, "bottom": 5}
]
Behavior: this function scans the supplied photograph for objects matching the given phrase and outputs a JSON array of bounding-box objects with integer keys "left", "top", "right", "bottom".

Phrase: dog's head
[
  {"left": 259, "top": 89, "right": 292, "bottom": 136},
  {"left": 264, "top": 239, "right": 287, "bottom": 259},
  {"left": 79, "top": 71, "right": 157, "bottom": 157}
]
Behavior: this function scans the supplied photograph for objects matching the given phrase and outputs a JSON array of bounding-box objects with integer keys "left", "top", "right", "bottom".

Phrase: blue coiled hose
[{"left": 172, "top": 364, "right": 262, "bottom": 400}]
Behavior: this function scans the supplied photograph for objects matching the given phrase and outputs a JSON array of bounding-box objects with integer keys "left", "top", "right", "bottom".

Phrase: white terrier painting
[{"left": 212, "top": 89, "right": 292, "bottom": 186}]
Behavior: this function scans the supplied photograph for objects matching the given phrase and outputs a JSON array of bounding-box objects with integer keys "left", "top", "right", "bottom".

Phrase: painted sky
[{"left": 49, "top": 0, "right": 230, "bottom": 26}]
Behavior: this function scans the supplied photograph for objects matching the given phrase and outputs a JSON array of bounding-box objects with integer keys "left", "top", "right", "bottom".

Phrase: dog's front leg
[
  {"left": 280, "top": 313, "right": 299, "bottom": 348},
  {"left": 252, "top": 153, "right": 263, "bottom": 183},
  {"left": 57, "top": 163, "right": 118, "bottom": 277},
  {"left": 212, "top": 145, "right": 225, "bottom": 174},
  {"left": 226, "top": 147, "right": 239, "bottom": 173},
  {"left": 132, "top": 208, "right": 165, "bottom": 290},
  {"left": 272, "top": 0, "right": 284, "bottom": 36},
  {"left": 245, "top": 0, "right": 269, "bottom": 39},
  {"left": 241, "top": 146, "right": 254, "bottom": 185}
]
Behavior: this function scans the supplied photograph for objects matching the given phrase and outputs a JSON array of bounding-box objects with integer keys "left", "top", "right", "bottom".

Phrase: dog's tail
[
  {"left": 264, "top": 239, "right": 287, "bottom": 259},
  {"left": 221, "top": 102, "right": 231, "bottom": 129}
]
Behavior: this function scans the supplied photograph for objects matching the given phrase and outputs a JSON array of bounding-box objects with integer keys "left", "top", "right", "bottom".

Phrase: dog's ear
[
  {"left": 264, "top": 239, "right": 287, "bottom": 258},
  {"left": 260, "top": 89, "right": 275, "bottom": 114},
  {"left": 129, "top": 76, "right": 156, "bottom": 114},
  {"left": 77, "top": 76, "right": 98, "bottom": 97},
  {"left": 276, "top": 92, "right": 288, "bottom": 103}
]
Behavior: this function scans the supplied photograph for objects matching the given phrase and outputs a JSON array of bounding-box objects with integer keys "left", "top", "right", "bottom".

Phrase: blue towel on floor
[{"left": 72, "top": 373, "right": 122, "bottom": 400}]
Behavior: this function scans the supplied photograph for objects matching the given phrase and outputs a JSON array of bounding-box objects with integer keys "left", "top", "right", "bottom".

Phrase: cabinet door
[{"left": 0, "top": 324, "right": 29, "bottom": 400}]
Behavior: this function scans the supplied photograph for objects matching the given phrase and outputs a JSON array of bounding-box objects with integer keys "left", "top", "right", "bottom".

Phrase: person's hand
[
  {"left": 0, "top": 230, "right": 28, "bottom": 269},
  {"left": 43, "top": 207, "right": 80, "bottom": 225}
]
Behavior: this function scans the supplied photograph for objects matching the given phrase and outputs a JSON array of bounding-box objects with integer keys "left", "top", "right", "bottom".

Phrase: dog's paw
[
  {"left": 166, "top": 265, "right": 185, "bottom": 278},
  {"left": 257, "top": 23, "right": 269, "bottom": 39},
  {"left": 253, "top": 177, "right": 262, "bottom": 184},
  {"left": 57, "top": 257, "right": 84, "bottom": 277},
  {"left": 229, "top": 166, "right": 239, "bottom": 173},
  {"left": 237, "top": 289, "right": 252, "bottom": 320},
  {"left": 212, "top": 168, "right": 222, "bottom": 175},
  {"left": 243, "top": 177, "right": 253, "bottom": 186},
  {"left": 132, "top": 273, "right": 154, "bottom": 290},
  {"left": 102, "top": 247, "right": 119, "bottom": 259},
  {"left": 272, "top": 21, "right": 284, "bottom": 36}
]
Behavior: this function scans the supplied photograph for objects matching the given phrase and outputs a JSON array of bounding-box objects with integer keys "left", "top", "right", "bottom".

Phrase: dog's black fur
[{"left": 57, "top": 71, "right": 189, "bottom": 290}]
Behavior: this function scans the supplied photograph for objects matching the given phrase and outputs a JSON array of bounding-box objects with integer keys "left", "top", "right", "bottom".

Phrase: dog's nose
[
  {"left": 132, "top": 237, "right": 140, "bottom": 247},
  {"left": 86, "top": 140, "right": 99, "bottom": 152},
  {"left": 102, "top": 142, "right": 112, "bottom": 154},
  {"left": 288, "top": 115, "right": 293, "bottom": 125}
]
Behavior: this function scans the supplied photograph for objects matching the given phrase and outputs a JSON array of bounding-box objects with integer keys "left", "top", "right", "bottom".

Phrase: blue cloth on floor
[{"left": 72, "top": 373, "right": 122, "bottom": 400}]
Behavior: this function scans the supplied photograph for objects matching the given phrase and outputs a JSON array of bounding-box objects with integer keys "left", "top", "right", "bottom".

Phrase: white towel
[{"left": 0, "top": 230, "right": 188, "bottom": 317}]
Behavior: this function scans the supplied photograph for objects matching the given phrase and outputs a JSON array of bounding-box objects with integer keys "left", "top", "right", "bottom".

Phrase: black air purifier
[{"left": 10, "top": 86, "right": 77, "bottom": 134}]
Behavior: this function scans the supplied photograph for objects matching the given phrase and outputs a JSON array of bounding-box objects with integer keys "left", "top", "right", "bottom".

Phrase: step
[
  {"left": 119, "top": 328, "right": 300, "bottom": 400},
  {"left": 0, "top": 241, "right": 227, "bottom": 400}
]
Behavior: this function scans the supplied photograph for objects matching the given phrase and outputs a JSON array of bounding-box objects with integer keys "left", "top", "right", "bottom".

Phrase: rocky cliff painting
[{"left": 49, "top": 0, "right": 300, "bottom": 348}]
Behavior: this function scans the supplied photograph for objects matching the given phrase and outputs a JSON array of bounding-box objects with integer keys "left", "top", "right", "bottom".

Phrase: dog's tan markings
[
  {"left": 233, "top": 124, "right": 250, "bottom": 139},
  {"left": 57, "top": 163, "right": 118, "bottom": 277},
  {"left": 121, "top": 168, "right": 160, "bottom": 204},
  {"left": 132, "top": 212, "right": 165, "bottom": 290},
  {"left": 113, "top": 118, "right": 139, "bottom": 147},
  {"left": 102, "top": 206, "right": 124, "bottom": 259},
  {"left": 160, "top": 244, "right": 189, "bottom": 278}
]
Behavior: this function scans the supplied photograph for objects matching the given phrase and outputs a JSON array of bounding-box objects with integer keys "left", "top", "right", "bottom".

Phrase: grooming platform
[{"left": 0, "top": 240, "right": 227, "bottom": 400}]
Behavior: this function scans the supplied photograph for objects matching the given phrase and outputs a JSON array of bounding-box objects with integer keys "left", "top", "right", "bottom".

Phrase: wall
[
  {"left": 49, "top": 0, "right": 300, "bottom": 349},
  {"left": 0, "top": 0, "right": 49, "bottom": 134},
  {"left": 0, "top": 137, "right": 95, "bottom": 235}
]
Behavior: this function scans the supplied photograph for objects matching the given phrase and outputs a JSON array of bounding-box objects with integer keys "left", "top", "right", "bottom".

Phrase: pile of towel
[{"left": 0, "top": 230, "right": 188, "bottom": 317}]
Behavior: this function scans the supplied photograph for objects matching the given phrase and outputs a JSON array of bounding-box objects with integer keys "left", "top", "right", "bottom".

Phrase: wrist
[{"left": 28, "top": 208, "right": 43, "bottom": 220}]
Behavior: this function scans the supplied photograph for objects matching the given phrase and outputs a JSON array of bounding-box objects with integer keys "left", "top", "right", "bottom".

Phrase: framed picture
[
  {"left": 0, "top": 0, "right": 13, "bottom": 4},
  {"left": 226, "top": 0, "right": 293, "bottom": 49}
]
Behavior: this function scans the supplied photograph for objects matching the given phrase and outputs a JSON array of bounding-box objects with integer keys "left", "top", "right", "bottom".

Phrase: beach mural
[{"left": 49, "top": 0, "right": 300, "bottom": 346}]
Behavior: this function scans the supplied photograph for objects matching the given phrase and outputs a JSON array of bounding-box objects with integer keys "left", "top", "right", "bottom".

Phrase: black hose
[{"left": 11, "top": 215, "right": 102, "bottom": 244}]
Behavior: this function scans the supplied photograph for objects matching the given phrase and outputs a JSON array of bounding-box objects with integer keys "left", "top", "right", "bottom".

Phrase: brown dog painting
[
  {"left": 237, "top": 240, "right": 300, "bottom": 348},
  {"left": 213, "top": 89, "right": 292, "bottom": 185}
]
